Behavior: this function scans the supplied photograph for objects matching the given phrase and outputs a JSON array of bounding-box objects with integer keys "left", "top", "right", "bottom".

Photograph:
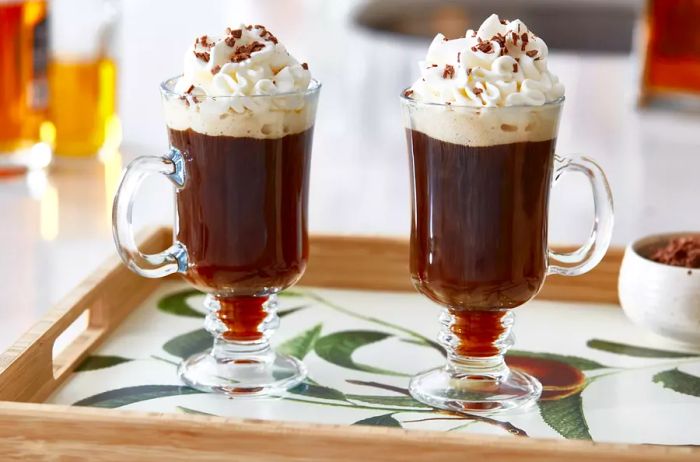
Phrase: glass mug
[
  {"left": 401, "top": 95, "right": 613, "bottom": 413},
  {"left": 113, "top": 76, "right": 321, "bottom": 396}
]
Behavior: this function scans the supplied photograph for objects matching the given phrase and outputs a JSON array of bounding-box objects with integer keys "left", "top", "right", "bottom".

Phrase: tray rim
[{"left": 0, "top": 226, "right": 695, "bottom": 461}]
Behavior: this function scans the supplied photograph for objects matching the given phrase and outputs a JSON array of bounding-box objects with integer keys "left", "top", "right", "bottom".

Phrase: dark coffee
[
  {"left": 168, "top": 128, "right": 314, "bottom": 298},
  {"left": 408, "top": 129, "right": 555, "bottom": 311}
]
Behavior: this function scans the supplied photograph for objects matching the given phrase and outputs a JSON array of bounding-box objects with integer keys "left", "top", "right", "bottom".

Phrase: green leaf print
[
  {"left": 278, "top": 305, "right": 308, "bottom": 318},
  {"left": 352, "top": 413, "right": 402, "bottom": 428},
  {"left": 539, "top": 392, "right": 592, "bottom": 440},
  {"left": 278, "top": 289, "right": 305, "bottom": 298},
  {"left": 587, "top": 339, "right": 698, "bottom": 358},
  {"left": 507, "top": 350, "right": 608, "bottom": 371},
  {"left": 176, "top": 406, "right": 216, "bottom": 416},
  {"left": 74, "top": 385, "right": 201, "bottom": 408},
  {"left": 278, "top": 323, "right": 323, "bottom": 360},
  {"left": 653, "top": 368, "right": 700, "bottom": 397},
  {"left": 346, "top": 394, "right": 429, "bottom": 409},
  {"left": 75, "top": 355, "right": 132, "bottom": 371},
  {"left": 314, "top": 331, "right": 409, "bottom": 377},
  {"left": 157, "top": 289, "right": 204, "bottom": 318},
  {"left": 163, "top": 329, "right": 210, "bottom": 359},
  {"left": 288, "top": 382, "right": 348, "bottom": 402}
]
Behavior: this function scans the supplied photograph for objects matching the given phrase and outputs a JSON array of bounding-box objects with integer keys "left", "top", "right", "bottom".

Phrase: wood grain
[
  {"left": 302, "top": 235, "right": 623, "bottom": 304},
  {"left": 0, "top": 402, "right": 696, "bottom": 462},
  {"left": 0, "top": 228, "right": 167, "bottom": 403},
  {"left": 0, "top": 227, "right": 674, "bottom": 461}
]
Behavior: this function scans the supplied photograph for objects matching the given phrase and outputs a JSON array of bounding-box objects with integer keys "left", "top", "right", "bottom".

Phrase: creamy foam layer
[
  {"left": 164, "top": 24, "right": 315, "bottom": 139},
  {"left": 407, "top": 103, "right": 561, "bottom": 147},
  {"left": 163, "top": 94, "right": 316, "bottom": 138}
]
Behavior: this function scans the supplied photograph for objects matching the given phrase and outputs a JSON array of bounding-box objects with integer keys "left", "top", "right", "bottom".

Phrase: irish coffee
[
  {"left": 113, "top": 23, "right": 320, "bottom": 395},
  {"left": 403, "top": 14, "right": 612, "bottom": 412},
  {"left": 169, "top": 128, "right": 313, "bottom": 297},
  {"left": 409, "top": 132, "right": 555, "bottom": 311}
]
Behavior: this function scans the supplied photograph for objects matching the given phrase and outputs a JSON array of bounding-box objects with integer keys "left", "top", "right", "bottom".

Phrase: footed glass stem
[
  {"left": 178, "top": 294, "right": 306, "bottom": 396},
  {"left": 409, "top": 309, "right": 541, "bottom": 414}
]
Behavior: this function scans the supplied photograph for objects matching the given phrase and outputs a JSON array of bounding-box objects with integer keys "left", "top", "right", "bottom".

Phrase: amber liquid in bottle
[{"left": 0, "top": 0, "right": 49, "bottom": 166}]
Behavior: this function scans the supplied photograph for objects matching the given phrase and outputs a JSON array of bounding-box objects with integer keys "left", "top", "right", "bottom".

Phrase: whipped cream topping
[
  {"left": 174, "top": 25, "right": 311, "bottom": 99},
  {"left": 163, "top": 24, "right": 316, "bottom": 139},
  {"left": 407, "top": 14, "right": 564, "bottom": 107}
]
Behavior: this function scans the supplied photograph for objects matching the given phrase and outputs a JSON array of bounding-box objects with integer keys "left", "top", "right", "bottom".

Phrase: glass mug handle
[
  {"left": 547, "top": 154, "right": 614, "bottom": 276},
  {"left": 112, "top": 147, "right": 188, "bottom": 278}
]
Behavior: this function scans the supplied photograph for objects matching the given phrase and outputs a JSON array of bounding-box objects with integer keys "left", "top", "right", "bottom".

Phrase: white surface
[{"left": 1, "top": 0, "right": 700, "bottom": 352}]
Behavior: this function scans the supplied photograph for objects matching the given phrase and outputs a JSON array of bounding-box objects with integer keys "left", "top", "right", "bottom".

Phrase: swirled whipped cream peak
[
  {"left": 164, "top": 24, "right": 316, "bottom": 139},
  {"left": 406, "top": 14, "right": 564, "bottom": 107}
]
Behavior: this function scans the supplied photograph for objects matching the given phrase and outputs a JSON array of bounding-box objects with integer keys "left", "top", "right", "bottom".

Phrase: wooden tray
[{"left": 0, "top": 227, "right": 696, "bottom": 462}]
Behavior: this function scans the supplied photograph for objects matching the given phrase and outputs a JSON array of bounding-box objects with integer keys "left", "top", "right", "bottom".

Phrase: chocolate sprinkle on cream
[
  {"left": 473, "top": 87, "right": 483, "bottom": 95},
  {"left": 211, "top": 65, "right": 221, "bottom": 75},
  {"left": 443, "top": 64, "right": 455, "bottom": 79},
  {"left": 513, "top": 63, "right": 518, "bottom": 72},
  {"left": 186, "top": 84, "right": 194, "bottom": 94},
  {"left": 404, "top": 89, "right": 414, "bottom": 97},
  {"left": 193, "top": 51, "right": 210, "bottom": 62},
  {"left": 301, "top": 62, "right": 308, "bottom": 70},
  {"left": 526, "top": 49, "right": 538, "bottom": 57}
]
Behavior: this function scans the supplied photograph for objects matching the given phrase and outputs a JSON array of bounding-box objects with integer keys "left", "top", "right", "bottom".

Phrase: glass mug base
[
  {"left": 409, "top": 366, "right": 542, "bottom": 414},
  {"left": 179, "top": 349, "right": 307, "bottom": 396}
]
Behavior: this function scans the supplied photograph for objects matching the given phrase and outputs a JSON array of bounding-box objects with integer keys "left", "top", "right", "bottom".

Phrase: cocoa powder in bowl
[{"left": 650, "top": 236, "right": 700, "bottom": 268}]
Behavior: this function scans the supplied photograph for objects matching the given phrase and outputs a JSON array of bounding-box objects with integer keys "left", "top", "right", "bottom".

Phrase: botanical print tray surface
[{"left": 47, "top": 282, "right": 700, "bottom": 446}]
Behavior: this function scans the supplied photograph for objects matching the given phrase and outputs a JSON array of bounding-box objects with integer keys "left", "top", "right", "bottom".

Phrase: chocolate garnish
[
  {"left": 513, "top": 63, "right": 518, "bottom": 72},
  {"left": 457, "top": 52, "right": 461, "bottom": 63},
  {"left": 301, "top": 62, "right": 308, "bottom": 70},
  {"left": 232, "top": 29, "right": 242, "bottom": 39},
  {"left": 511, "top": 31, "right": 519, "bottom": 44},
  {"left": 473, "top": 87, "right": 483, "bottom": 95},
  {"left": 442, "top": 64, "right": 455, "bottom": 79},
  {"left": 651, "top": 236, "right": 700, "bottom": 268},
  {"left": 211, "top": 65, "right": 221, "bottom": 75},
  {"left": 225, "top": 36, "right": 236, "bottom": 47},
  {"left": 526, "top": 50, "right": 538, "bottom": 57},
  {"left": 500, "top": 18, "right": 508, "bottom": 25},
  {"left": 186, "top": 84, "right": 194, "bottom": 94},
  {"left": 521, "top": 32, "right": 529, "bottom": 51},
  {"left": 193, "top": 51, "right": 210, "bottom": 62},
  {"left": 404, "top": 89, "right": 414, "bottom": 97}
]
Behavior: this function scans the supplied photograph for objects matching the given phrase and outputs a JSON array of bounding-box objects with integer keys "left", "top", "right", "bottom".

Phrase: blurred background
[{"left": 1, "top": 0, "right": 699, "bottom": 349}]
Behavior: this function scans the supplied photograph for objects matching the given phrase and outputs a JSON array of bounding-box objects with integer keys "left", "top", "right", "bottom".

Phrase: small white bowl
[{"left": 619, "top": 232, "right": 700, "bottom": 345}]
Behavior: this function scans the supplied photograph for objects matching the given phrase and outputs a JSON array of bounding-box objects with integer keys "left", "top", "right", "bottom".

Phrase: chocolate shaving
[
  {"left": 511, "top": 31, "right": 519, "bottom": 44},
  {"left": 229, "top": 41, "right": 265, "bottom": 63},
  {"left": 457, "top": 52, "right": 461, "bottom": 63},
  {"left": 466, "top": 67, "right": 472, "bottom": 76},
  {"left": 193, "top": 51, "right": 210, "bottom": 62},
  {"left": 431, "top": 63, "right": 438, "bottom": 67},
  {"left": 232, "top": 29, "right": 242, "bottom": 39},
  {"left": 442, "top": 64, "right": 455, "bottom": 79},
  {"left": 526, "top": 50, "right": 538, "bottom": 57},
  {"left": 404, "top": 89, "right": 414, "bottom": 98},
  {"left": 513, "top": 63, "right": 518, "bottom": 73},
  {"left": 301, "top": 62, "right": 308, "bottom": 70},
  {"left": 651, "top": 237, "right": 700, "bottom": 268},
  {"left": 185, "top": 84, "right": 194, "bottom": 94},
  {"left": 500, "top": 18, "right": 509, "bottom": 25},
  {"left": 211, "top": 65, "right": 221, "bottom": 75},
  {"left": 521, "top": 32, "right": 529, "bottom": 51},
  {"left": 472, "top": 87, "right": 483, "bottom": 95},
  {"left": 225, "top": 36, "right": 236, "bottom": 47}
]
